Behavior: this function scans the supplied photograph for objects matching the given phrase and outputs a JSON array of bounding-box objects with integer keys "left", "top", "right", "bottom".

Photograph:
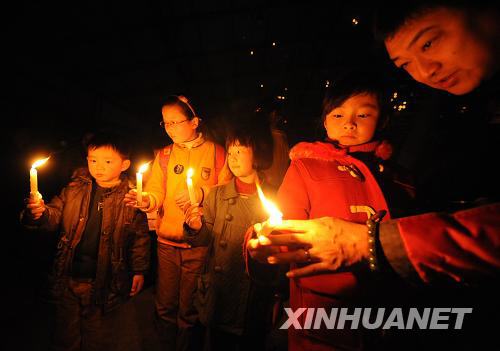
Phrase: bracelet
[{"left": 366, "top": 210, "right": 387, "bottom": 271}]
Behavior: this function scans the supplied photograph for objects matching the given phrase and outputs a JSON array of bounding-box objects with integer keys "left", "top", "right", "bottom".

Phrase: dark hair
[
  {"left": 373, "top": 0, "right": 492, "bottom": 42},
  {"left": 225, "top": 110, "right": 274, "bottom": 172},
  {"left": 84, "top": 130, "right": 131, "bottom": 160},
  {"left": 162, "top": 95, "right": 197, "bottom": 120},
  {"left": 321, "top": 70, "right": 390, "bottom": 135}
]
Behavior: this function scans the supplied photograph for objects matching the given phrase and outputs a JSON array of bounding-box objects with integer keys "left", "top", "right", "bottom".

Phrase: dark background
[{"left": 2, "top": 1, "right": 489, "bottom": 349}]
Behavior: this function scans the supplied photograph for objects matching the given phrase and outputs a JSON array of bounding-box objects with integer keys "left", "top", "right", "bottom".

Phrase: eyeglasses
[{"left": 160, "top": 119, "right": 189, "bottom": 128}]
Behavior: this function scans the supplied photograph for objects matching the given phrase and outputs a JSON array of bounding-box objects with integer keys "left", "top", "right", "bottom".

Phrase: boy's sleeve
[
  {"left": 129, "top": 209, "right": 150, "bottom": 274},
  {"left": 184, "top": 187, "right": 217, "bottom": 247},
  {"left": 144, "top": 152, "right": 166, "bottom": 213},
  {"left": 20, "top": 186, "right": 68, "bottom": 232},
  {"left": 379, "top": 202, "right": 500, "bottom": 285}
]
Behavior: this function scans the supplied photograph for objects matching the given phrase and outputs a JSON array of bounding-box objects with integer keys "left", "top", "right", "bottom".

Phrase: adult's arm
[{"left": 380, "top": 202, "right": 500, "bottom": 284}]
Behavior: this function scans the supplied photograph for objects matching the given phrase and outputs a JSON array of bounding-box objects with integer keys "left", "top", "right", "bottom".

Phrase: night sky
[{"left": 4, "top": 1, "right": 495, "bottom": 349}]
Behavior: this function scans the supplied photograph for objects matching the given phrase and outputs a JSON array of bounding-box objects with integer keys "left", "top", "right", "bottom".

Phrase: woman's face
[
  {"left": 161, "top": 105, "right": 198, "bottom": 144},
  {"left": 324, "top": 93, "right": 380, "bottom": 146},
  {"left": 227, "top": 141, "right": 255, "bottom": 178}
]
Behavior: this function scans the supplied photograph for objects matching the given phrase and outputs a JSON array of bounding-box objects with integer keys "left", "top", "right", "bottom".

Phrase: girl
[
  {"left": 125, "top": 95, "right": 226, "bottom": 350},
  {"left": 257, "top": 71, "right": 414, "bottom": 350},
  {"left": 183, "top": 118, "right": 278, "bottom": 351}
]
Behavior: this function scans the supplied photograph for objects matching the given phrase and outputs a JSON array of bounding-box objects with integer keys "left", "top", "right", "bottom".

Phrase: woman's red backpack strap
[
  {"left": 158, "top": 145, "right": 173, "bottom": 181},
  {"left": 214, "top": 144, "right": 225, "bottom": 180}
]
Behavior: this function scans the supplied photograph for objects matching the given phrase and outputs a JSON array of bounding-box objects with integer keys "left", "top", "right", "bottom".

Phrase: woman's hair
[
  {"left": 162, "top": 95, "right": 198, "bottom": 120},
  {"left": 225, "top": 110, "right": 274, "bottom": 172},
  {"left": 321, "top": 70, "right": 391, "bottom": 136}
]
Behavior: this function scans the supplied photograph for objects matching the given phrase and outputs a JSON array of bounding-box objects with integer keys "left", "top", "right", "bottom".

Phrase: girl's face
[
  {"left": 324, "top": 93, "right": 380, "bottom": 146},
  {"left": 161, "top": 105, "right": 198, "bottom": 144},
  {"left": 227, "top": 141, "right": 255, "bottom": 179}
]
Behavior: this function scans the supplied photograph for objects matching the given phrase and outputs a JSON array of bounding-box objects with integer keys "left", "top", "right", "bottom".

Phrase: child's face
[
  {"left": 324, "top": 93, "right": 380, "bottom": 146},
  {"left": 384, "top": 8, "right": 493, "bottom": 95},
  {"left": 227, "top": 141, "right": 255, "bottom": 179},
  {"left": 87, "top": 146, "right": 130, "bottom": 186},
  {"left": 161, "top": 105, "right": 198, "bottom": 144}
]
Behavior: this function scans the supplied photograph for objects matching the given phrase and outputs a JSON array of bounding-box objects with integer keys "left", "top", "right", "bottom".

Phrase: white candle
[
  {"left": 136, "top": 172, "right": 143, "bottom": 206},
  {"left": 186, "top": 168, "right": 196, "bottom": 204},
  {"left": 136, "top": 162, "right": 151, "bottom": 207},
  {"left": 30, "top": 157, "right": 50, "bottom": 201},
  {"left": 30, "top": 167, "right": 38, "bottom": 200}
]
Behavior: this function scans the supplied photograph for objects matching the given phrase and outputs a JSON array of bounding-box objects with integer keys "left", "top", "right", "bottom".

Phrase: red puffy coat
[{"left": 278, "top": 140, "right": 412, "bottom": 351}]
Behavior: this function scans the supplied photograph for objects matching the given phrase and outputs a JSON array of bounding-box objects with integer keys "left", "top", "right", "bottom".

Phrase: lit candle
[
  {"left": 136, "top": 162, "right": 151, "bottom": 206},
  {"left": 186, "top": 168, "right": 196, "bottom": 204},
  {"left": 30, "top": 157, "right": 50, "bottom": 201},
  {"left": 256, "top": 180, "right": 283, "bottom": 226}
]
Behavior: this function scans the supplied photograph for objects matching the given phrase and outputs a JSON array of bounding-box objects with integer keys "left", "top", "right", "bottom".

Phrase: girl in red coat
[{"left": 275, "top": 71, "right": 414, "bottom": 350}]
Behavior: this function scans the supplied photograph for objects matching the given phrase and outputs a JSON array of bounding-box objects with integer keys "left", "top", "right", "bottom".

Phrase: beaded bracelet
[{"left": 366, "top": 210, "right": 387, "bottom": 271}]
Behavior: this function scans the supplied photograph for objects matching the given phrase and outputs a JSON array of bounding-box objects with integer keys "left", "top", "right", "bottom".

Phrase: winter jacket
[
  {"left": 145, "top": 133, "right": 226, "bottom": 244},
  {"left": 21, "top": 168, "right": 150, "bottom": 312},
  {"left": 278, "top": 140, "right": 414, "bottom": 351},
  {"left": 184, "top": 178, "right": 278, "bottom": 336}
]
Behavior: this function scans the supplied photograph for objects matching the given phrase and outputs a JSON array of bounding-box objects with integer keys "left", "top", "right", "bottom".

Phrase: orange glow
[
  {"left": 31, "top": 156, "right": 50, "bottom": 169},
  {"left": 256, "top": 180, "right": 283, "bottom": 226},
  {"left": 138, "top": 161, "right": 151, "bottom": 174}
]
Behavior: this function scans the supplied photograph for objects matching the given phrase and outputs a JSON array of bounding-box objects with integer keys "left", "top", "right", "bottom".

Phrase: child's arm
[
  {"left": 21, "top": 187, "right": 67, "bottom": 232},
  {"left": 128, "top": 209, "right": 150, "bottom": 277},
  {"left": 183, "top": 187, "right": 218, "bottom": 247},
  {"left": 126, "top": 153, "right": 165, "bottom": 212}
]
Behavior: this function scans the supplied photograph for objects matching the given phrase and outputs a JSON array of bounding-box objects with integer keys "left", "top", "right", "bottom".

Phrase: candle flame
[
  {"left": 187, "top": 168, "right": 194, "bottom": 180},
  {"left": 31, "top": 156, "right": 50, "bottom": 169},
  {"left": 256, "top": 181, "right": 283, "bottom": 226},
  {"left": 138, "top": 161, "right": 151, "bottom": 174}
]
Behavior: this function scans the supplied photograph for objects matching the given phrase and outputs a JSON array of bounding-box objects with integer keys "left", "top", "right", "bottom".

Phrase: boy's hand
[
  {"left": 130, "top": 274, "right": 144, "bottom": 296},
  {"left": 183, "top": 203, "right": 202, "bottom": 231},
  {"left": 25, "top": 198, "right": 46, "bottom": 220},
  {"left": 124, "top": 189, "right": 150, "bottom": 209}
]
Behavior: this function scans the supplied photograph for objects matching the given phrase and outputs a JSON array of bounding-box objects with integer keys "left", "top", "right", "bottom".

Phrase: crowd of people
[{"left": 21, "top": 1, "right": 499, "bottom": 350}]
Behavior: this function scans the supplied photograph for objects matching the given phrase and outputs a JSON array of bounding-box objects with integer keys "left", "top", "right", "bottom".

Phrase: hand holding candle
[
  {"left": 136, "top": 162, "right": 151, "bottom": 207},
  {"left": 30, "top": 156, "right": 50, "bottom": 202},
  {"left": 186, "top": 168, "right": 197, "bottom": 204}
]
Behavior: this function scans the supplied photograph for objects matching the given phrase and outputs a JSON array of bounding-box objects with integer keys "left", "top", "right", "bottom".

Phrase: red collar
[{"left": 235, "top": 177, "right": 257, "bottom": 195}]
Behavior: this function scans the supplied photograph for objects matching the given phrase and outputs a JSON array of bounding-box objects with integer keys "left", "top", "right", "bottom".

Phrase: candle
[
  {"left": 256, "top": 180, "right": 283, "bottom": 226},
  {"left": 136, "top": 162, "right": 151, "bottom": 206},
  {"left": 256, "top": 180, "right": 287, "bottom": 251},
  {"left": 30, "top": 157, "right": 50, "bottom": 201},
  {"left": 186, "top": 168, "right": 196, "bottom": 204}
]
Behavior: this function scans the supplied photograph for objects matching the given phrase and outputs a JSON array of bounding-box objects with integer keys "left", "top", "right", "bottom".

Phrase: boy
[{"left": 22, "top": 131, "right": 150, "bottom": 351}]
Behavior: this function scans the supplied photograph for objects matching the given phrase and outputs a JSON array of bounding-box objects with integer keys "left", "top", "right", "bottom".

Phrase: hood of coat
[{"left": 289, "top": 140, "right": 392, "bottom": 162}]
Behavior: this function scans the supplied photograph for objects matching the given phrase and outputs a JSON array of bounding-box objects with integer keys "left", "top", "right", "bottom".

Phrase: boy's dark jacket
[{"left": 21, "top": 168, "right": 150, "bottom": 311}]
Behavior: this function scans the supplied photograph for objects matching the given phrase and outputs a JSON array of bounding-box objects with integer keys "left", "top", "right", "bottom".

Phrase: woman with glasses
[{"left": 125, "top": 95, "right": 227, "bottom": 350}]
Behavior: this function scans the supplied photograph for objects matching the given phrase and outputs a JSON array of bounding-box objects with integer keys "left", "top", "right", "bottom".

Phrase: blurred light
[
  {"left": 325, "top": 80, "right": 330, "bottom": 88},
  {"left": 352, "top": 18, "right": 359, "bottom": 25},
  {"left": 284, "top": 87, "right": 288, "bottom": 91},
  {"left": 260, "top": 84, "right": 264, "bottom": 88},
  {"left": 272, "top": 42, "right": 276, "bottom": 47},
  {"left": 393, "top": 92, "right": 398, "bottom": 98},
  {"left": 250, "top": 50, "right": 254, "bottom": 55}
]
